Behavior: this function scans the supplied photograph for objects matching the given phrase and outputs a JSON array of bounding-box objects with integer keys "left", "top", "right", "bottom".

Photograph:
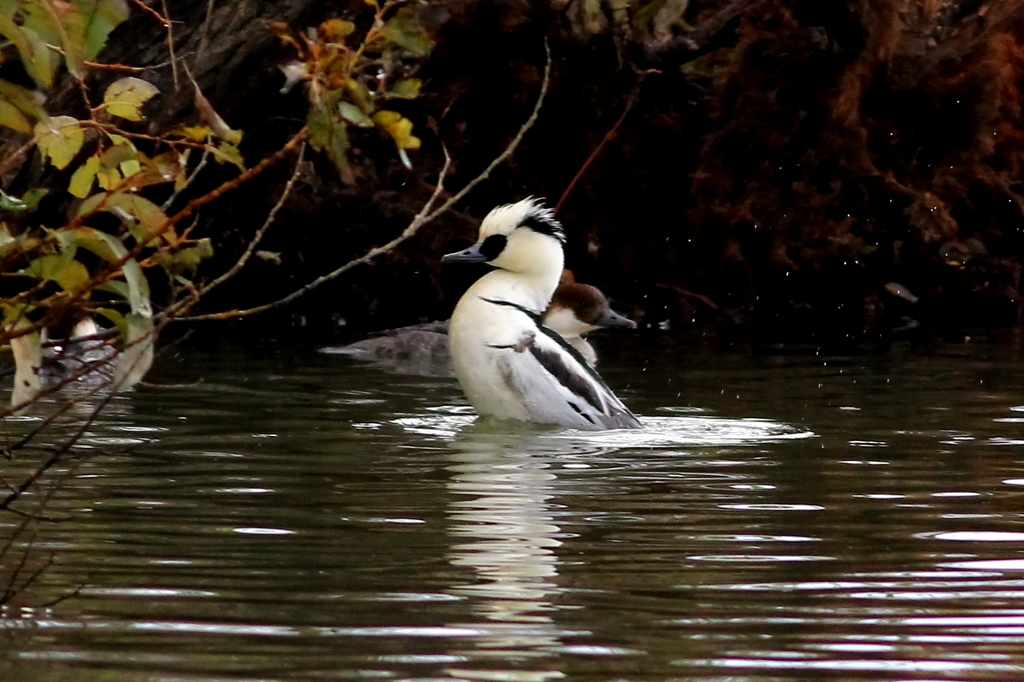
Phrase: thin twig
[
  {"left": 1, "top": 354, "right": 117, "bottom": 450},
  {"left": 163, "top": 130, "right": 307, "bottom": 239},
  {"left": 126, "top": 0, "right": 170, "bottom": 27},
  {"left": 85, "top": 54, "right": 188, "bottom": 72},
  {"left": 0, "top": 516, "right": 31, "bottom": 570},
  {"left": 0, "top": 138, "right": 38, "bottom": 181},
  {"left": 161, "top": 146, "right": 210, "bottom": 211},
  {"left": 0, "top": 522, "right": 38, "bottom": 604},
  {"left": 6, "top": 553, "right": 54, "bottom": 602},
  {"left": 160, "top": 0, "right": 179, "bottom": 89},
  {"left": 189, "top": 144, "right": 305, "bottom": 300},
  {"left": 1, "top": 367, "right": 119, "bottom": 512},
  {"left": 196, "top": 0, "right": 216, "bottom": 67},
  {"left": 180, "top": 39, "right": 553, "bottom": 322},
  {"left": 555, "top": 75, "right": 643, "bottom": 215}
]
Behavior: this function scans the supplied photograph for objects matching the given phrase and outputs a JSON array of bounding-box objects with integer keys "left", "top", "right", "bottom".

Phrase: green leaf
[
  {"left": 160, "top": 237, "right": 213, "bottom": 275},
  {"left": 23, "top": 254, "right": 90, "bottom": 291},
  {"left": 78, "top": 192, "right": 174, "bottom": 246},
  {"left": 78, "top": 0, "right": 130, "bottom": 61},
  {"left": 307, "top": 103, "right": 333, "bottom": 152},
  {"left": 381, "top": 6, "right": 434, "bottom": 56},
  {"left": 110, "top": 312, "right": 154, "bottom": 391},
  {"left": 373, "top": 110, "right": 420, "bottom": 149},
  {"left": 339, "top": 101, "right": 373, "bottom": 127},
  {"left": 61, "top": 229, "right": 152, "bottom": 319},
  {"left": 308, "top": 102, "right": 354, "bottom": 183},
  {"left": 346, "top": 79, "right": 374, "bottom": 113},
  {"left": 34, "top": 116, "right": 85, "bottom": 170},
  {"left": 33, "top": 0, "right": 87, "bottom": 76},
  {"left": 103, "top": 77, "right": 159, "bottom": 121},
  {"left": 20, "top": 0, "right": 81, "bottom": 75},
  {"left": 0, "top": 225, "right": 40, "bottom": 259},
  {"left": 386, "top": 78, "right": 422, "bottom": 100},
  {"left": 0, "top": 99, "right": 32, "bottom": 133},
  {"left": 0, "top": 187, "right": 46, "bottom": 212},
  {"left": 0, "top": 12, "right": 57, "bottom": 88},
  {"left": 0, "top": 78, "right": 47, "bottom": 123},
  {"left": 60, "top": 226, "right": 124, "bottom": 263},
  {"left": 94, "top": 305, "right": 126, "bottom": 334}
]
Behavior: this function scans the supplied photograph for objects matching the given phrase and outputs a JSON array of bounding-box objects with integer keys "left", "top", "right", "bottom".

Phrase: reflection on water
[
  {"left": 4, "top": 330, "right": 1024, "bottom": 680},
  {"left": 445, "top": 439, "right": 565, "bottom": 663}
]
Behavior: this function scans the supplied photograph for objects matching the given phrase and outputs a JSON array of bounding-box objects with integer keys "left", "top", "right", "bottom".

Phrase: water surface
[{"left": 3, "top": 328, "right": 1024, "bottom": 680}]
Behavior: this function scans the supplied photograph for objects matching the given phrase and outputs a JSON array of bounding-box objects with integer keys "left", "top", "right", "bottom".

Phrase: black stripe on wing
[
  {"left": 526, "top": 342, "right": 605, "bottom": 412},
  {"left": 479, "top": 297, "right": 597, "bottom": 376},
  {"left": 479, "top": 296, "right": 637, "bottom": 420}
]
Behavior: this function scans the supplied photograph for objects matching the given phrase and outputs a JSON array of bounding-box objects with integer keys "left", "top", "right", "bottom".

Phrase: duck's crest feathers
[{"left": 480, "top": 197, "right": 564, "bottom": 245}]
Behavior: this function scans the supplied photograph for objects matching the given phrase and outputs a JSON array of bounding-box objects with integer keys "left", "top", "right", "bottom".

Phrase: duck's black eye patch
[{"left": 479, "top": 234, "right": 507, "bottom": 260}]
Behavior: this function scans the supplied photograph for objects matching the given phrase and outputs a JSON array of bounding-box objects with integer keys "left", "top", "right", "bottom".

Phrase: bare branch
[
  {"left": 126, "top": 0, "right": 170, "bottom": 27},
  {"left": 0, "top": 382, "right": 118, "bottom": 512},
  {"left": 180, "top": 38, "right": 553, "bottom": 322},
  {"left": 161, "top": 146, "right": 211, "bottom": 211},
  {"left": 0, "top": 138, "right": 38, "bottom": 182},
  {"left": 192, "top": 143, "right": 306, "bottom": 299},
  {"left": 556, "top": 74, "right": 644, "bottom": 215},
  {"left": 161, "top": 0, "right": 180, "bottom": 89}
]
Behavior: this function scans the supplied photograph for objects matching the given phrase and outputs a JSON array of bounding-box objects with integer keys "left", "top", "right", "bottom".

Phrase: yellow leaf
[
  {"left": 100, "top": 143, "right": 136, "bottom": 169},
  {"left": 0, "top": 99, "right": 32, "bottom": 133},
  {"left": 34, "top": 116, "right": 85, "bottom": 170},
  {"left": 0, "top": 79, "right": 47, "bottom": 122},
  {"left": 174, "top": 125, "right": 211, "bottom": 141},
  {"left": 97, "top": 165, "right": 121, "bottom": 190},
  {"left": 211, "top": 141, "right": 245, "bottom": 170},
  {"left": 319, "top": 18, "right": 355, "bottom": 41},
  {"left": 68, "top": 154, "right": 101, "bottom": 198},
  {"left": 387, "top": 78, "right": 422, "bottom": 100},
  {"left": 120, "top": 158, "right": 141, "bottom": 178},
  {"left": 103, "top": 77, "right": 159, "bottom": 121},
  {"left": 373, "top": 110, "right": 421, "bottom": 150}
]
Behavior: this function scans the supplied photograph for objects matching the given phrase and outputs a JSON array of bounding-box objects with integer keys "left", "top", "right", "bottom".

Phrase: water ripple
[{"left": 393, "top": 411, "right": 815, "bottom": 449}]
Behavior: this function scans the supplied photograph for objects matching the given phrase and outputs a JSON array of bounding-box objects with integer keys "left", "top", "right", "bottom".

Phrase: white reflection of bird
[{"left": 443, "top": 198, "right": 641, "bottom": 430}]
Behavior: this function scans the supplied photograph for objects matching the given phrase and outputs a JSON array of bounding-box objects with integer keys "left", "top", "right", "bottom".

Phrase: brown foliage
[{"left": 687, "top": 0, "right": 1024, "bottom": 326}]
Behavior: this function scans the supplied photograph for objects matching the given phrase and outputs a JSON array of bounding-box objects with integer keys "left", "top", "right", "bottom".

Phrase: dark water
[{"left": 4, "top": 328, "right": 1024, "bottom": 681}]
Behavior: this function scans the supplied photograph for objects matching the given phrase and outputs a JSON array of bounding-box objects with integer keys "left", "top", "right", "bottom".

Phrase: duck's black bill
[
  {"left": 595, "top": 308, "right": 637, "bottom": 329},
  {"left": 442, "top": 243, "right": 489, "bottom": 263}
]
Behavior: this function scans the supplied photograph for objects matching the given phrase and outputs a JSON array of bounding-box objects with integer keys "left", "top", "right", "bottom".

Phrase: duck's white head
[{"left": 442, "top": 198, "right": 565, "bottom": 278}]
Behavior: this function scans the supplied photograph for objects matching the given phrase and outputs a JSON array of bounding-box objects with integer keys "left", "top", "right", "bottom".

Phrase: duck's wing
[{"left": 482, "top": 298, "right": 642, "bottom": 430}]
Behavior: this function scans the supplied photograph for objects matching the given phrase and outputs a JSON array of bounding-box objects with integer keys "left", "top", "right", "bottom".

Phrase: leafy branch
[{"left": 181, "top": 38, "right": 552, "bottom": 322}]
